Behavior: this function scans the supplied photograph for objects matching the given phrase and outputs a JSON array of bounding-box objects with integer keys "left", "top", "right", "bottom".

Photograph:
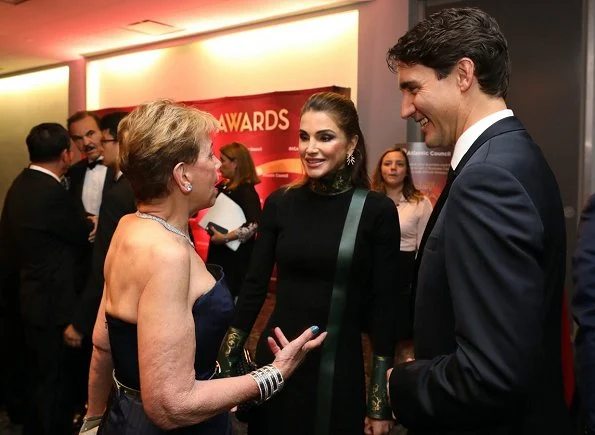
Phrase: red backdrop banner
[
  {"left": 94, "top": 86, "right": 349, "bottom": 259},
  {"left": 406, "top": 142, "right": 452, "bottom": 207}
]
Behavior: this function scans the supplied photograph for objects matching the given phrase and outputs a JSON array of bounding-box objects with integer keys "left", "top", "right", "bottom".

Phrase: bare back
[{"left": 104, "top": 213, "right": 216, "bottom": 324}]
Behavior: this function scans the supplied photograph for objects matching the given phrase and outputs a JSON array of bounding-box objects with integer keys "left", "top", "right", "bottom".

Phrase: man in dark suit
[
  {"left": 573, "top": 194, "right": 595, "bottom": 435},
  {"left": 384, "top": 8, "right": 571, "bottom": 435},
  {"left": 0, "top": 123, "right": 94, "bottom": 435},
  {"left": 71, "top": 111, "right": 135, "bottom": 340},
  {"left": 66, "top": 111, "right": 115, "bottom": 218}
]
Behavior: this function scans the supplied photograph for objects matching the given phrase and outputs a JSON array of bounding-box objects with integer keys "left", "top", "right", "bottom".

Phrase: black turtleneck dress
[{"left": 232, "top": 185, "right": 400, "bottom": 434}]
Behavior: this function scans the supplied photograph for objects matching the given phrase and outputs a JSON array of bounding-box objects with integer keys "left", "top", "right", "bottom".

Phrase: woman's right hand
[{"left": 267, "top": 326, "right": 327, "bottom": 379}]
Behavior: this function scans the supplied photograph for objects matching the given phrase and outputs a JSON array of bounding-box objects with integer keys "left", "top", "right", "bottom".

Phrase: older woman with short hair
[{"left": 83, "top": 100, "right": 325, "bottom": 435}]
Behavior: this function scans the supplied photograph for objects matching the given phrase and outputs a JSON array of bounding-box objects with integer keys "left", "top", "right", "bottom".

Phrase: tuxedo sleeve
[
  {"left": 232, "top": 190, "right": 279, "bottom": 330},
  {"left": 46, "top": 185, "right": 93, "bottom": 245},
  {"left": 573, "top": 194, "right": 595, "bottom": 434},
  {"left": 72, "top": 190, "right": 125, "bottom": 336},
  {"left": 390, "top": 164, "right": 548, "bottom": 428}
]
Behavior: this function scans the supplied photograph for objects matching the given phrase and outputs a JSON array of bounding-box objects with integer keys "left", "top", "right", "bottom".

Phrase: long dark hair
[
  {"left": 372, "top": 146, "right": 423, "bottom": 202},
  {"left": 290, "top": 92, "right": 370, "bottom": 189}
]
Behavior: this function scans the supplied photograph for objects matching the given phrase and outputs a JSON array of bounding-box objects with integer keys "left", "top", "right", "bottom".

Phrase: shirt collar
[
  {"left": 29, "top": 165, "right": 62, "bottom": 183},
  {"left": 451, "top": 109, "right": 514, "bottom": 170}
]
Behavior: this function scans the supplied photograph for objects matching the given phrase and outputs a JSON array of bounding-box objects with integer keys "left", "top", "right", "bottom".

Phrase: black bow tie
[{"left": 87, "top": 159, "right": 103, "bottom": 170}]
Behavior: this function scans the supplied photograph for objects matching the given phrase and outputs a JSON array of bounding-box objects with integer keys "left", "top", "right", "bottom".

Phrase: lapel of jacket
[
  {"left": 411, "top": 116, "right": 525, "bottom": 293},
  {"left": 102, "top": 165, "right": 116, "bottom": 195}
]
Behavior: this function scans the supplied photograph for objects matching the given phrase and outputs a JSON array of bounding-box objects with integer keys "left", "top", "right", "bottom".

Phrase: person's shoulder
[
  {"left": 265, "top": 185, "right": 296, "bottom": 203},
  {"left": 362, "top": 190, "right": 398, "bottom": 218},
  {"left": 364, "top": 190, "right": 395, "bottom": 209},
  {"left": 419, "top": 195, "right": 432, "bottom": 207},
  {"left": 117, "top": 215, "right": 190, "bottom": 265},
  {"left": 66, "top": 159, "right": 86, "bottom": 176}
]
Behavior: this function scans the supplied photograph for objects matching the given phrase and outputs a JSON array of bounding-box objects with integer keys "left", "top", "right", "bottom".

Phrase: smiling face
[
  {"left": 298, "top": 110, "right": 357, "bottom": 179},
  {"left": 69, "top": 115, "right": 104, "bottom": 162},
  {"left": 397, "top": 62, "right": 460, "bottom": 148},
  {"left": 381, "top": 150, "right": 407, "bottom": 188}
]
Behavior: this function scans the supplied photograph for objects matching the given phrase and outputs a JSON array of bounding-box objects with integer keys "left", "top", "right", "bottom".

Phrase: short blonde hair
[{"left": 119, "top": 99, "right": 219, "bottom": 203}]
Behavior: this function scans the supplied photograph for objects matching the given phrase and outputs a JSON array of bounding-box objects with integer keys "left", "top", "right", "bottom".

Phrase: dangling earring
[
  {"left": 346, "top": 151, "right": 355, "bottom": 166},
  {"left": 186, "top": 184, "right": 193, "bottom": 192}
]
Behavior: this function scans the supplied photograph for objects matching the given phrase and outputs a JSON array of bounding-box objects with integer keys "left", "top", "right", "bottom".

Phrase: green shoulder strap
[{"left": 315, "top": 188, "right": 369, "bottom": 435}]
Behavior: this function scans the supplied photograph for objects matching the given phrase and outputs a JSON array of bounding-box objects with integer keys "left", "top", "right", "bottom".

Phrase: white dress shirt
[
  {"left": 396, "top": 195, "right": 433, "bottom": 252},
  {"left": 451, "top": 109, "right": 514, "bottom": 170},
  {"left": 82, "top": 162, "right": 107, "bottom": 215},
  {"left": 29, "top": 165, "right": 61, "bottom": 183}
]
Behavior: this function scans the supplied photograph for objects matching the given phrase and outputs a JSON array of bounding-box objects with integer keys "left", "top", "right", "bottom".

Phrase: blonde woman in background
[{"left": 372, "top": 146, "right": 432, "bottom": 356}]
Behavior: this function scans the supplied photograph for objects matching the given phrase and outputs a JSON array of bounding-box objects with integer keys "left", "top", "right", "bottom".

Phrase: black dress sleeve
[
  {"left": 367, "top": 195, "right": 400, "bottom": 357},
  {"left": 232, "top": 189, "right": 280, "bottom": 331},
  {"left": 234, "top": 184, "right": 262, "bottom": 225}
]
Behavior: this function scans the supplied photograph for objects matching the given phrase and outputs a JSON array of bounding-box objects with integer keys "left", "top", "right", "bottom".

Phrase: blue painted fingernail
[{"left": 311, "top": 325, "right": 320, "bottom": 334}]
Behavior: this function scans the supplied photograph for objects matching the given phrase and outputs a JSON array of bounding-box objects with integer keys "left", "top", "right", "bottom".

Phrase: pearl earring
[{"left": 186, "top": 184, "right": 193, "bottom": 192}]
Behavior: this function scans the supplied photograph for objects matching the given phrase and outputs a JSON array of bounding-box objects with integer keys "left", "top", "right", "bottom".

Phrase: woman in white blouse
[{"left": 371, "top": 146, "right": 432, "bottom": 357}]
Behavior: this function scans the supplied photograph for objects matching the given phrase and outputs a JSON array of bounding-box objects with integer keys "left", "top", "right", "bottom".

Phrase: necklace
[
  {"left": 308, "top": 165, "right": 353, "bottom": 196},
  {"left": 135, "top": 211, "right": 194, "bottom": 248}
]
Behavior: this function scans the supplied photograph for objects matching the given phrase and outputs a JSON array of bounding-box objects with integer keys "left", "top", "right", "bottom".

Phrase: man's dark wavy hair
[{"left": 387, "top": 7, "right": 510, "bottom": 99}]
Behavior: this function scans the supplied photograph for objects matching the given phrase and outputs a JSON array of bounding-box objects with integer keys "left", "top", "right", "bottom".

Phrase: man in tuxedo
[
  {"left": 66, "top": 111, "right": 115, "bottom": 219},
  {"left": 71, "top": 111, "right": 135, "bottom": 341},
  {"left": 0, "top": 123, "right": 94, "bottom": 434},
  {"left": 384, "top": 8, "right": 570, "bottom": 435},
  {"left": 573, "top": 193, "right": 595, "bottom": 435}
]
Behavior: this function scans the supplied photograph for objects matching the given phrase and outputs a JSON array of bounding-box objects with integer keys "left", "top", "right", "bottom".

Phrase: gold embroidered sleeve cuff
[
  {"left": 216, "top": 326, "right": 249, "bottom": 377},
  {"left": 367, "top": 355, "right": 393, "bottom": 420}
]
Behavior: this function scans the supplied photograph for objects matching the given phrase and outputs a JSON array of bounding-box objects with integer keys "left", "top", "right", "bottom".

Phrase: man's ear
[
  {"left": 456, "top": 57, "right": 475, "bottom": 92},
  {"left": 61, "top": 148, "right": 71, "bottom": 164}
]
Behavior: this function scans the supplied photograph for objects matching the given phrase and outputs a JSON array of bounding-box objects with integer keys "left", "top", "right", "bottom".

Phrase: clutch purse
[{"left": 235, "top": 348, "right": 258, "bottom": 376}]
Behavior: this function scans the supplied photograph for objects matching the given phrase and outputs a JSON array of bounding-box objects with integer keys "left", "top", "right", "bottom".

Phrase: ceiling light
[{"left": 124, "top": 20, "right": 182, "bottom": 36}]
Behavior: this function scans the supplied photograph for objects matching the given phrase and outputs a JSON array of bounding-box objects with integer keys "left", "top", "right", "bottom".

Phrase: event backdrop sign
[
  {"left": 406, "top": 142, "right": 452, "bottom": 207},
  {"left": 95, "top": 86, "right": 349, "bottom": 259}
]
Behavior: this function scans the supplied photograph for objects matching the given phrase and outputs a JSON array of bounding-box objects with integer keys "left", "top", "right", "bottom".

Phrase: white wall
[
  {"left": 0, "top": 66, "right": 70, "bottom": 214},
  {"left": 86, "top": 11, "right": 360, "bottom": 110},
  {"left": 357, "top": 0, "right": 409, "bottom": 171},
  {"left": 0, "top": 1, "right": 410, "bottom": 209}
]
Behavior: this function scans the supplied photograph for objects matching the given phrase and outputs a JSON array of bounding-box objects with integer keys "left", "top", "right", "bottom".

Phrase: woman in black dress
[
  {"left": 218, "top": 92, "right": 400, "bottom": 435},
  {"left": 207, "top": 142, "right": 261, "bottom": 300},
  {"left": 81, "top": 100, "right": 326, "bottom": 435}
]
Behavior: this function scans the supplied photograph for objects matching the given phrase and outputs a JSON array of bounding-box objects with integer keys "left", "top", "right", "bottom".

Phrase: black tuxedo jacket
[
  {"left": 389, "top": 117, "right": 571, "bottom": 434},
  {"left": 66, "top": 158, "right": 115, "bottom": 215},
  {"left": 0, "top": 169, "right": 93, "bottom": 327},
  {"left": 72, "top": 175, "right": 136, "bottom": 336}
]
